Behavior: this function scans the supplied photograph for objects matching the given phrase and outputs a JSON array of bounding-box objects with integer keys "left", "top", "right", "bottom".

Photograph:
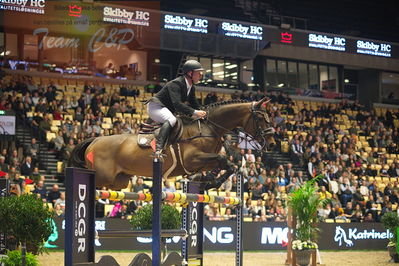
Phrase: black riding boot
[{"left": 155, "top": 121, "right": 173, "bottom": 155}]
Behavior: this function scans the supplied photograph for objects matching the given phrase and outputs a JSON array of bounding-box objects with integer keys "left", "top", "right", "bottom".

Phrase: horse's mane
[
  {"left": 178, "top": 99, "right": 250, "bottom": 124},
  {"left": 203, "top": 99, "right": 249, "bottom": 111}
]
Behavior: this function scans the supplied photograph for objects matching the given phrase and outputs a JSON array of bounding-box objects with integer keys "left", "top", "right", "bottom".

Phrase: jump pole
[
  {"left": 152, "top": 157, "right": 162, "bottom": 266},
  {"left": 235, "top": 173, "right": 243, "bottom": 266}
]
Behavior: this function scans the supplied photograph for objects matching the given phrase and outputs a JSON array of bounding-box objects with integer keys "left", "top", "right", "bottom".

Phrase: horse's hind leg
[{"left": 92, "top": 158, "right": 119, "bottom": 189}]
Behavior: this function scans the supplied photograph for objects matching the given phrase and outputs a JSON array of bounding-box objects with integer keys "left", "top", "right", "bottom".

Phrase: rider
[{"left": 147, "top": 60, "right": 207, "bottom": 155}]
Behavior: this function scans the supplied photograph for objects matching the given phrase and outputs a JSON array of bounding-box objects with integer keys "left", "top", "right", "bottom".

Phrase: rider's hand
[{"left": 194, "top": 110, "right": 207, "bottom": 119}]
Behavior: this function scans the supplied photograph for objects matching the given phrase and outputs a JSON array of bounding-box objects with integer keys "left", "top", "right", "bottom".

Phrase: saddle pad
[
  {"left": 137, "top": 133, "right": 155, "bottom": 148},
  {"left": 137, "top": 117, "right": 184, "bottom": 148}
]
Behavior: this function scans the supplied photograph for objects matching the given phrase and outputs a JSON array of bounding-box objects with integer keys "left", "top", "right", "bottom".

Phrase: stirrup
[{"left": 151, "top": 150, "right": 167, "bottom": 159}]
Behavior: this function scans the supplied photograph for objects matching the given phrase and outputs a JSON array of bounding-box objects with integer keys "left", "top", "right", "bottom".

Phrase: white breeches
[{"left": 147, "top": 101, "right": 177, "bottom": 127}]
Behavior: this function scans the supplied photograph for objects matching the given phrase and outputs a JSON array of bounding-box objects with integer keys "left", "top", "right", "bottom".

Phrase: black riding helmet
[{"left": 182, "top": 60, "right": 204, "bottom": 75}]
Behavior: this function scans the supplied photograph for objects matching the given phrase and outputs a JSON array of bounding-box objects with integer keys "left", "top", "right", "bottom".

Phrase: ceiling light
[
  {"left": 212, "top": 63, "right": 224, "bottom": 67},
  {"left": 226, "top": 64, "right": 237, "bottom": 69},
  {"left": 213, "top": 71, "right": 224, "bottom": 75}
]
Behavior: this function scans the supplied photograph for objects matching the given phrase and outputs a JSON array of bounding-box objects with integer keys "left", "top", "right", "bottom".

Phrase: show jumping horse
[{"left": 69, "top": 97, "right": 275, "bottom": 190}]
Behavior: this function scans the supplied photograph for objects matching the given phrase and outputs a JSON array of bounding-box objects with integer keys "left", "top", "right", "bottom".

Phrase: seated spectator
[
  {"left": 277, "top": 172, "right": 288, "bottom": 187},
  {"left": 114, "top": 204, "right": 130, "bottom": 219},
  {"left": 109, "top": 201, "right": 122, "bottom": 218},
  {"left": 30, "top": 167, "right": 42, "bottom": 184},
  {"left": 251, "top": 182, "right": 264, "bottom": 200},
  {"left": 335, "top": 208, "right": 347, "bottom": 221},
  {"left": 65, "top": 139, "right": 76, "bottom": 158},
  {"left": 319, "top": 185, "right": 332, "bottom": 200},
  {"left": 245, "top": 149, "right": 256, "bottom": 164},
  {"left": 364, "top": 212, "right": 375, "bottom": 222},
  {"left": 26, "top": 138, "right": 39, "bottom": 164},
  {"left": 262, "top": 177, "right": 275, "bottom": 194},
  {"left": 340, "top": 177, "right": 354, "bottom": 206},
  {"left": 275, "top": 200, "right": 286, "bottom": 221},
  {"left": 20, "top": 156, "right": 34, "bottom": 176},
  {"left": 132, "top": 177, "right": 149, "bottom": 192},
  {"left": 204, "top": 203, "right": 220, "bottom": 220},
  {"left": 343, "top": 202, "right": 354, "bottom": 220},
  {"left": 107, "top": 103, "right": 120, "bottom": 118},
  {"left": 54, "top": 204, "right": 65, "bottom": 217},
  {"left": 53, "top": 130, "right": 65, "bottom": 155},
  {"left": 33, "top": 180, "right": 47, "bottom": 201},
  {"left": 265, "top": 207, "right": 277, "bottom": 222},
  {"left": 47, "top": 184, "right": 61, "bottom": 205},
  {"left": 318, "top": 203, "right": 332, "bottom": 220},
  {"left": 249, "top": 199, "right": 265, "bottom": 219},
  {"left": 9, "top": 149, "right": 22, "bottom": 168},
  {"left": 222, "top": 208, "right": 236, "bottom": 220},
  {"left": 286, "top": 177, "right": 300, "bottom": 193},
  {"left": 0, "top": 156, "right": 9, "bottom": 172},
  {"left": 242, "top": 199, "right": 252, "bottom": 217},
  {"left": 54, "top": 192, "right": 65, "bottom": 208},
  {"left": 162, "top": 180, "right": 176, "bottom": 192},
  {"left": 353, "top": 186, "right": 365, "bottom": 206},
  {"left": 291, "top": 139, "right": 304, "bottom": 165}
]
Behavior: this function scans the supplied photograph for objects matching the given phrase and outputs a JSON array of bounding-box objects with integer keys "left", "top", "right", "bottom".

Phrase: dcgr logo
[{"left": 76, "top": 184, "right": 87, "bottom": 253}]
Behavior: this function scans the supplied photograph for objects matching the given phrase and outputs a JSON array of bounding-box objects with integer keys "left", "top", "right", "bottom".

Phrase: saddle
[{"left": 137, "top": 118, "right": 184, "bottom": 148}]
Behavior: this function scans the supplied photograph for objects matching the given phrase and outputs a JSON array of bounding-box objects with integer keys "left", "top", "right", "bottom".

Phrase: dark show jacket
[{"left": 149, "top": 76, "right": 201, "bottom": 116}]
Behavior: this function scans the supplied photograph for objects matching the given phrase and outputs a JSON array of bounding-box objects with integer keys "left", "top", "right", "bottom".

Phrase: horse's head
[{"left": 244, "top": 97, "right": 276, "bottom": 151}]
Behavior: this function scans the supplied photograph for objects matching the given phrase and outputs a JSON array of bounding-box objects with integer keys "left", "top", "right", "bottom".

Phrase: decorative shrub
[
  {"left": 130, "top": 204, "right": 181, "bottom": 230},
  {"left": 0, "top": 250, "right": 38, "bottom": 266},
  {"left": 0, "top": 194, "right": 54, "bottom": 254}
]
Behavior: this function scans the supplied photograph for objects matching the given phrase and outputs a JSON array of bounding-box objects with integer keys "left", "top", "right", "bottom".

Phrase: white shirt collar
[{"left": 184, "top": 77, "right": 192, "bottom": 95}]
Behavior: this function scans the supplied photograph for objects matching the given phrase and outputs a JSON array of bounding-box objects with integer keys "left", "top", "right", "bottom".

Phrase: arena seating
[{"left": 2, "top": 72, "right": 399, "bottom": 223}]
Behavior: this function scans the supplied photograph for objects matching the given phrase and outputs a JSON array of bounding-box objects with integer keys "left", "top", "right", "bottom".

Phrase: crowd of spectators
[{"left": 2, "top": 74, "right": 399, "bottom": 223}]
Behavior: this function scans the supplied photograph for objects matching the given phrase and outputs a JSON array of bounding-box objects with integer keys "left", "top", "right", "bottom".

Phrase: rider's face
[{"left": 191, "top": 70, "right": 203, "bottom": 84}]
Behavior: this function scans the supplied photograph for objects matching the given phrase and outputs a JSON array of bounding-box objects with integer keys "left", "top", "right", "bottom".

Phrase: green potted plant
[
  {"left": 130, "top": 203, "right": 181, "bottom": 259},
  {"left": 381, "top": 211, "right": 399, "bottom": 263},
  {"left": 0, "top": 194, "right": 54, "bottom": 264},
  {"left": 287, "top": 177, "right": 328, "bottom": 266},
  {"left": 0, "top": 250, "right": 39, "bottom": 266}
]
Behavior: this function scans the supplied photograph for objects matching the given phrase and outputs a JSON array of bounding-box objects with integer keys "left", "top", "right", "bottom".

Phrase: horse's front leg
[{"left": 187, "top": 152, "right": 235, "bottom": 190}]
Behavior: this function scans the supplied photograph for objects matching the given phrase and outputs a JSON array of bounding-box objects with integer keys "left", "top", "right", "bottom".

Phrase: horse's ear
[{"left": 255, "top": 97, "right": 270, "bottom": 109}]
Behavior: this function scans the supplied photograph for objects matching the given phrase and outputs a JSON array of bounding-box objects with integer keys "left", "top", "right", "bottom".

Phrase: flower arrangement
[{"left": 292, "top": 240, "right": 318, "bottom": 250}]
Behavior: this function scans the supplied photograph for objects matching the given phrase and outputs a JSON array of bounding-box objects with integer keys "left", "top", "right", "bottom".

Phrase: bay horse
[{"left": 69, "top": 97, "right": 275, "bottom": 190}]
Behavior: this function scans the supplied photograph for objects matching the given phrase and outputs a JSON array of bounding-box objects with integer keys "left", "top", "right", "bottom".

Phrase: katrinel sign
[
  {"left": 219, "top": 22, "right": 263, "bottom": 40},
  {"left": 356, "top": 40, "right": 392, "bottom": 57},
  {"left": 163, "top": 14, "right": 208, "bottom": 33},
  {"left": 308, "top": 33, "right": 346, "bottom": 52},
  {"left": 0, "top": 0, "right": 45, "bottom": 14}
]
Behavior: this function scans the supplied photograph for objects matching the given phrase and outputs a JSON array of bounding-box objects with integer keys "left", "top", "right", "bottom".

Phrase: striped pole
[
  {"left": 96, "top": 190, "right": 153, "bottom": 202},
  {"left": 96, "top": 190, "right": 241, "bottom": 205}
]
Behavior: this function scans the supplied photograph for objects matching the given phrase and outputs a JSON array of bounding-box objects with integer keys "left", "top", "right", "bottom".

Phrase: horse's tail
[{"left": 68, "top": 137, "right": 95, "bottom": 168}]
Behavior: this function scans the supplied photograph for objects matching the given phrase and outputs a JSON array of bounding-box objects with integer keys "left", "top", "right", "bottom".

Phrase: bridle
[
  {"left": 241, "top": 102, "right": 274, "bottom": 151},
  {"left": 182, "top": 102, "right": 274, "bottom": 151}
]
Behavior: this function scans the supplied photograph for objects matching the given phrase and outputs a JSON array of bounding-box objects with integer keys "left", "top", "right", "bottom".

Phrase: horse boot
[
  {"left": 204, "top": 161, "right": 236, "bottom": 190},
  {"left": 155, "top": 121, "right": 173, "bottom": 157}
]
